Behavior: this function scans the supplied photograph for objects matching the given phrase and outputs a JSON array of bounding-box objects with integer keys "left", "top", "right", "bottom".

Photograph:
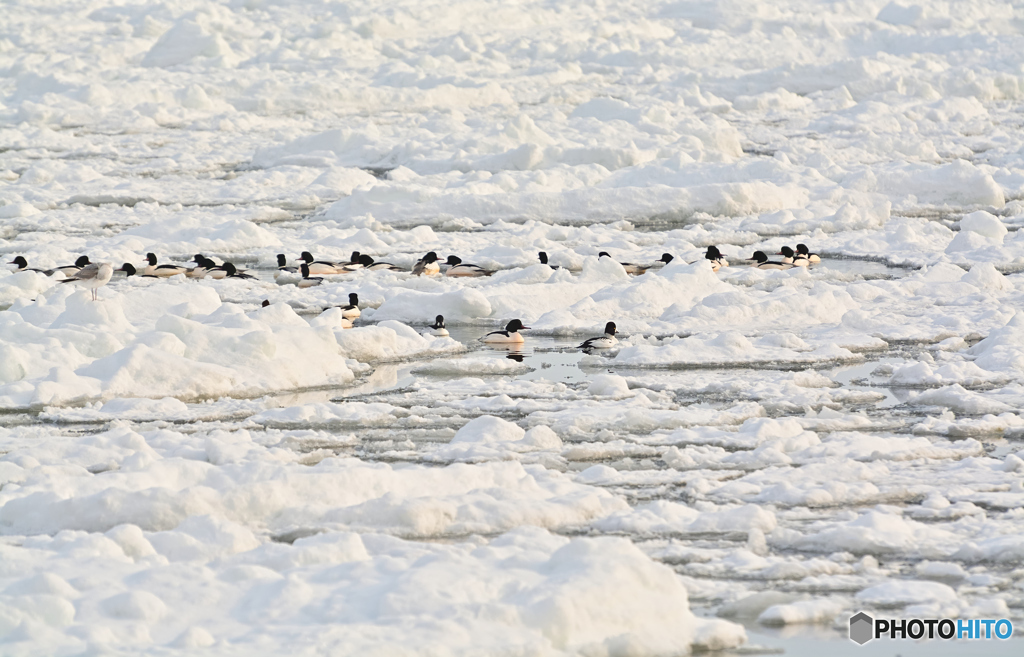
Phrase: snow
[{"left": 4, "top": 0, "right": 1024, "bottom": 652}]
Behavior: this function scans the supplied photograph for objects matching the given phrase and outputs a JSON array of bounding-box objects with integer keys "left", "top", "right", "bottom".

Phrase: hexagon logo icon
[{"left": 849, "top": 611, "right": 874, "bottom": 645}]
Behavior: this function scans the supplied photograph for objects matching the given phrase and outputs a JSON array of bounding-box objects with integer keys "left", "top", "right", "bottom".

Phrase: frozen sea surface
[{"left": 3, "top": 0, "right": 1024, "bottom": 654}]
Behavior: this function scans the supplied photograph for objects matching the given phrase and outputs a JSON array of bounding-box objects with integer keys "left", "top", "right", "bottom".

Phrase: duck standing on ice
[
  {"left": 578, "top": 322, "right": 618, "bottom": 350},
  {"left": 482, "top": 319, "right": 529, "bottom": 343}
]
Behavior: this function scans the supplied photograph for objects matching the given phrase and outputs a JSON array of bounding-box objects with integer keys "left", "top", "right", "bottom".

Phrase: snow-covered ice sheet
[{"left": 4, "top": 0, "right": 1024, "bottom": 653}]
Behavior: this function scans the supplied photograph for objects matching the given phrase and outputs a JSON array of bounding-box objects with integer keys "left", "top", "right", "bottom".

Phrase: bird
[
  {"left": 444, "top": 255, "right": 494, "bottom": 277},
  {"left": 340, "top": 293, "right": 360, "bottom": 319},
  {"left": 275, "top": 254, "right": 299, "bottom": 274},
  {"left": 144, "top": 253, "right": 189, "bottom": 277},
  {"left": 578, "top": 322, "right": 618, "bottom": 350},
  {"left": 300, "top": 251, "right": 344, "bottom": 275},
  {"left": 355, "top": 254, "right": 403, "bottom": 271},
  {"left": 653, "top": 253, "right": 674, "bottom": 267},
  {"left": 412, "top": 251, "right": 440, "bottom": 276},
  {"left": 796, "top": 244, "right": 821, "bottom": 263},
  {"left": 776, "top": 246, "right": 809, "bottom": 267},
  {"left": 7, "top": 256, "right": 49, "bottom": 274},
  {"left": 538, "top": 252, "right": 561, "bottom": 269},
  {"left": 429, "top": 315, "right": 449, "bottom": 337},
  {"left": 60, "top": 262, "right": 113, "bottom": 300},
  {"left": 705, "top": 246, "right": 728, "bottom": 272},
  {"left": 115, "top": 263, "right": 158, "bottom": 278},
  {"left": 598, "top": 252, "right": 647, "bottom": 275},
  {"left": 187, "top": 254, "right": 214, "bottom": 279},
  {"left": 262, "top": 299, "right": 271, "bottom": 307},
  {"left": 482, "top": 319, "right": 529, "bottom": 343},
  {"left": 51, "top": 255, "right": 92, "bottom": 278},
  {"left": 338, "top": 251, "right": 362, "bottom": 267},
  {"left": 747, "top": 251, "right": 793, "bottom": 270},
  {"left": 220, "top": 263, "right": 256, "bottom": 279},
  {"left": 297, "top": 263, "right": 323, "bottom": 288}
]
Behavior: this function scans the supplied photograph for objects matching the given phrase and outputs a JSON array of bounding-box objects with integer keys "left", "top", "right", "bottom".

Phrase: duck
[
  {"left": 653, "top": 253, "right": 674, "bottom": 267},
  {"left": 300, "top": 251, "right": 344, "bottom": 276},
  {"left": 115, "top": 263, "right": 158, "bottom": 278},
  {"left": 538, "top": 252, "right": 561, "bottom": 269},
  {"left": 796, "top": 243, "right": 821, "bottom": 263},
  {"left": 412, "top": 251, "right": 440, "bottom": 276},
  {"left": 598, "top": 252, "right": 647, "bottom": 275},
  {"left": 340, "top": 293, "right": 360, "bottom": 319},
  {"left": 705, "top": 246, "right": 728, "bottom": 272},
  {"left": 51, "top": 255, "right": 92, "bottom": 278},
  {"left": 776, "top": 246, "right": 809, "bottom": 267},
  {"left": 144, "top": 253, "right": 189, "bottom": 277},
  {"left": 355, "top": 254, "right": 403, "bottom": 271},
  {"left": 482, "top": 319, "right": 529, "bottom": 343},
  {"left": 220, "top": 263, "right": 256, "bottom": 280},
  {"left": 8, "top": 256, "right": 49, "bottom": 274},
  {"left": 578, "top": 322, "right": 618, "bottom": 350},
  {"left": 429, "top": 315, "right": 449, "bottom": 337},
  {"left": 747, "top": 251, "right": 793, "bottom": 270},
  {"left": 340, "top": 251, "right": 362, "bottom": 267},
  {"left": 297, "top": 264, "right": 324, "bottom": 288},
  {"left": 262, "top": 299, "right": 271, "bottom": 307},
  {"left": 60, "top": 262, "right": 113, "bottom": 301},
  {"left": 275, "top": 254, "right": 299, "bottom": 275},
  {"left": 187, "top": 254, "right": 215, "bottom": 279},
  {"left": 444, "top": 255, "right": 494, "bottom": 277}
]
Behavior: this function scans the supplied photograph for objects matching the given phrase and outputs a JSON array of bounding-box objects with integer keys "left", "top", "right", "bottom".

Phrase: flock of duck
[{"left": 6, "top": 243, "right": 821, "bottom": 349}]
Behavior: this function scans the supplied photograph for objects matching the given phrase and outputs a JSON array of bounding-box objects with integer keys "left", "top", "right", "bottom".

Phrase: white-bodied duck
[
  {"left": 748, "top": 251, "right": 793, "bottom": 270},
  {"left": 598, "top": 252, "right": 646, "bottom": 275},
  {"left": 429, "top": 315, "right": 449, "bottom": 337},
  {"left": 578, "top": 322, "right": 618, "bottom": 350},
  {"left": 445, "top": 255, "right": 494, "bottom": 277},
  {"left": 144, "top": 253, "right": 189, "bottom": 277},
  {"left": 482, "top": 319, "right": 529, "bottom": 343},
  {"left": 412, "top": 251, "right": 440, "bottom": 276},
  {"left": 796, "top": 243, "right": 821, "bottom": 263}
]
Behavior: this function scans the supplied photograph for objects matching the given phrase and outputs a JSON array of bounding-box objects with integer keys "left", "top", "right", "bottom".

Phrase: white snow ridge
[{"left": 2, "top": 0, "right": 1024, "bottom": 655}]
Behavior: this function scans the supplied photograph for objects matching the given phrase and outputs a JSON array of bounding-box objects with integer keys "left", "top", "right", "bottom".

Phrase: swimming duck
[
  {"left": 482, "top": 319, "right": 529, "bottom": 343},
  {"left": 340, "top": 251, "right": 362, "bottom": 267},
  {"left": 60, "top": 262, "right": 113, "bottom": 300},
  {"left": 115, "top": 263, "right": 158, "bottom": 278},
  {"left": 776, "top": 246, "right": 809, "bottom": 267},
  {"left": 144, "top": 253, "right": 189, "bottom": 277},
  {"left": 340, "top": 293, "right": 360, "bottom": 319},
  {"left": 221, "top": 263, "right": 255, "bottom": 279},
  {"left": 412, "top": 251, "right": 440, "bottom": 276},
  {"left": 429, "top": 315, "right": 449, "bottom": 337},
  {"left": 598, "top": 252, "right": 647, "bottom": 275},
  {"left": 653, "top": 253, "right": 674, "bottom": 267},
  {"left": 8, "top": 256, "right": 49, "bottom": 274},
  {"left": 705, "top": 246, "right": 728, "bottom": 272},
  {"left": 301, "top": 251, "right": 344, "bottom": 275},
  {"left": 796, "top": 244, "right": 821, "bottom": 263},
  {"left": 275, "top": 254, "right": 299, "bottom": 275},
  {"left": 578, "top": 322, "right": 618, "bottom": 350},
  {"left": 445, "top": 255, "right": 494, "bottom": 277},
  {"left": 538, "top": 252, "right": 561, "bottom": 269},
  {"left": 355, "top": 254, "right": 403, "bottom": 272},
  {"left": 297, "top": 263, "right": 323, "bottom": 288},
  {"left": 748, "top": 251, "right": 793, "bottom": 270}
]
